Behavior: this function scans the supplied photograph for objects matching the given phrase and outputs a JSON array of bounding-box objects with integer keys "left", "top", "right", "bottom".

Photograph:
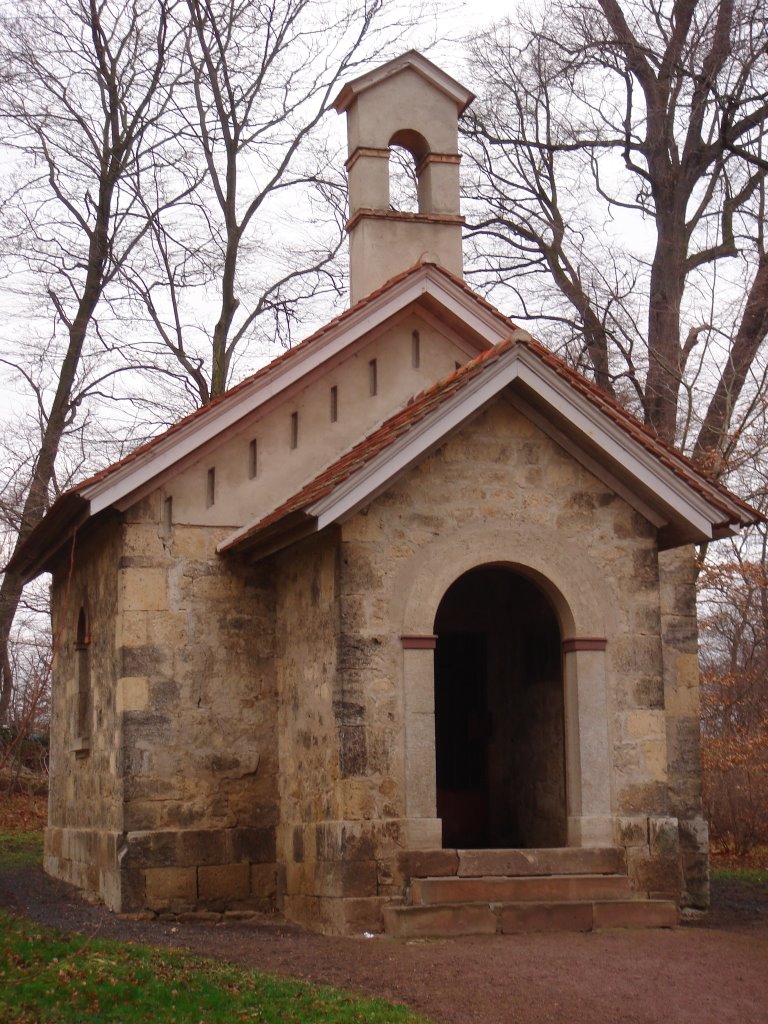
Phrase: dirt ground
[{"left": 1, "top": 858, "right": 767, "bottom": 1024}]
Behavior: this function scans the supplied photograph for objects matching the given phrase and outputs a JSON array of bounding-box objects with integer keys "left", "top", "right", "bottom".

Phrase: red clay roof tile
[
  {"left": 220, "top": 334, "right": 758, "bottom": 554},
  {"left": 219, "top": 340, "right": 514, "bottom": 551}
]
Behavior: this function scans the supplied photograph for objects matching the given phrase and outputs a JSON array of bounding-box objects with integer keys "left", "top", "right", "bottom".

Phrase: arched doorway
[{"left": 433, "top": 565, "right": 566, "bottom": 849}]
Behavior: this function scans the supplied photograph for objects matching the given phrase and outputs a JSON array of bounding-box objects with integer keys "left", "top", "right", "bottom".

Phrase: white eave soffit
[{"left": 304, "top": 346, "right": 733, "bottom": 543}]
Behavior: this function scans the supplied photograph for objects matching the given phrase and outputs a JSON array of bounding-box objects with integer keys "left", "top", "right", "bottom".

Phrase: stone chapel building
[{"left": 10, "top": 52, "right": 760, "bottom": 937}]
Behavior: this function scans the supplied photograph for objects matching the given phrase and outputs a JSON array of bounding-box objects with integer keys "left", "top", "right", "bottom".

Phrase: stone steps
[
  {"left": 383, "top": 898, "right": 678, "bottom": 939},
  {"left": 450, "top": 847, "right": 626, "bottom": 878},
  {"left": 383, "top": 847, "right": 678, "bottom": 938},
  {"left": 411, "top": 872, "right": 635, "bottom": 904}
]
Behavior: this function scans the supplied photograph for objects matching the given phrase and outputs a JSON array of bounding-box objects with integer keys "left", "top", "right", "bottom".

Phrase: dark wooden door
[{"left": 434, "top": 633, "right": 490, "bottom": 848}]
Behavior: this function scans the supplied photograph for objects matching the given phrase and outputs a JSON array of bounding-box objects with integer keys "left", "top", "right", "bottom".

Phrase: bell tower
[{"left": 332, "top": 52, "right": 475, "bottom": 304}]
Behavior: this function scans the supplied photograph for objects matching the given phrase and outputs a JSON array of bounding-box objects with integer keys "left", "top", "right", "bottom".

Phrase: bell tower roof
[
  {"left": 331, "top": 50, "right": 475, "bottom": 115},
  {"left": 333, "top": 52, "right": 475, "bottom": 304}
]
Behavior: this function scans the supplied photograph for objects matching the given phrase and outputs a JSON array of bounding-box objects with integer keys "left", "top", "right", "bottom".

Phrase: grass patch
[
  {"left": 0, "top": 830, "right": 44, "bottom": 871},
  {"left": 0, "top": 912, "right": 432, "bottom": 1024},
  {"left": 711, "top": 865, "right": 768, "bottom": 891}
]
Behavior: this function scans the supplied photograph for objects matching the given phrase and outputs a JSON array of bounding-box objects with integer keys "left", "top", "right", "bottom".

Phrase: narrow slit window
[
  {"left": 75, "top": 606, "right": 91, "bottom": 747},
  {"left": 368, "top": 358, "right": 378, "bottom": 397},
  {"left": 290, "top": 411, "right": 299, "bottom": 449},
  {"left": 411, "top": 330, "right": 420, "bottom": 368},
  {"left": 162, "top": 496, "right": 173, "bottom": 532},
  {"left": 330, "top": 385, "right": 338, "bottom": 423},
  {"left": 206, "top": 467, "right": 216, "bottom": 507},
  {"left": 248, "top": 439, "right": 258, "bottom": 479}
]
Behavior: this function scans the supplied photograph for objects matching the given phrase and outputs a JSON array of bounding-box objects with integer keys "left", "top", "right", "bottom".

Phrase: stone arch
[
  {"left": 397, "top": 527, "right": 615, "bottom": 850},
  {"left": 432, "top": 564, "right": 566, "bottom": 849}
]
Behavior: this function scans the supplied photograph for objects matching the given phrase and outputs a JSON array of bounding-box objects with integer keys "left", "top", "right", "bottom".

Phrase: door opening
[{"left": 434, "top": 565, "right": 566, "bottom": 849}]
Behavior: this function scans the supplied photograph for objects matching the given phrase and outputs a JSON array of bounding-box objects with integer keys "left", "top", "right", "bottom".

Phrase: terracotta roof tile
[
  {"left": 219, "top": 339, "right": 515, "bottom": 551},
  {"left": 221, "top": 333, "right": 759, "bottom": 555}
]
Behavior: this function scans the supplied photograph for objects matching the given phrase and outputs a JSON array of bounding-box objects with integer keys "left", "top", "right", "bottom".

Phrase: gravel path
[{"left": 2, "top": 865, "right": 767, "bottom": 1024}]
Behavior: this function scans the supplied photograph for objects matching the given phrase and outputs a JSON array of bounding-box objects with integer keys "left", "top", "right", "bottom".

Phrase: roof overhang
[
  {"left": 219, "top": 343, "right": 757, "bottom": 562},
  {"left": 332, "top": 51, "right": 475, "bottom": 115}
]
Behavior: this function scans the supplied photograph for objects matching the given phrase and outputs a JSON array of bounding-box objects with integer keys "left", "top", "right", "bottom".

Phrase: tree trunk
[
  {"left": 693, "top": 249, "right": 768, "bottom": 465},
  {"left": 644, "top": 214, "right": 687, "bottom": 443}
]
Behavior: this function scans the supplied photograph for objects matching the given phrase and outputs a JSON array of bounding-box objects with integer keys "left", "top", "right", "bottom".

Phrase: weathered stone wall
[
  {"left": 659, "top": 545, "right": 708, "bottom": 907},
  {"left": 329, "top": 399, "right": 677, "bottom": 905},
  {"left": 275, "top": 530, "right": 401, "bottom": 933},
  {"left": 115, "top": 491, "right": 280, "bottom": 913},
  {"left": 46, "top": 490, "right": 281, "bottom": 914},
  {"left": 45, "top": 512, "right": 124, "bottom": 907},
  {"left": 274, "top": 396, "right": 688, "bottom": 931}
]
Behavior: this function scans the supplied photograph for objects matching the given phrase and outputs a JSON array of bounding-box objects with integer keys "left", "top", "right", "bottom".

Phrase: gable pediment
[
  {"left": 8, "top": 264, "right": 759, "bottom": 581},
  {"left": 218, "top": 340, "right": 758, "bottom": 561}
]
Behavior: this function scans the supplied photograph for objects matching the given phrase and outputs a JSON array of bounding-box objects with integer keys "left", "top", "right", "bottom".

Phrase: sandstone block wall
[
  {"left": 115, "top": 491, "right": 280, "bottom": 912},
  {"left": 659, "top": 545, "right": 708, "bottom": 907},
  {"left": 46, "top": 513, "right": 124, "bottom": 907},
  {"left": 46, "top": 490, "right": 281, "bottom": 914},
  {"left": 273, "top": 397, "right": 690, "bottom": 930}
]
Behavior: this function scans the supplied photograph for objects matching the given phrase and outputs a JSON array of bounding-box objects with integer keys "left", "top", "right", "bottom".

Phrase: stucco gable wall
[{"left": 162, "top": 314, "right": 473, "bottom": 531}]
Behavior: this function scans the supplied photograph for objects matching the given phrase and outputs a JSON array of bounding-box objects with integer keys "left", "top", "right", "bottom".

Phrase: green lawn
[
  {"left": 0, "top": 830, "right": 430, "bottom": 1024},
  {"left": 0, "top": 911, "right": 431, "bottom": 1024},
  {"left": 0, "top": 829, "right": 44, "bottom": 871},
  {"left": 710, "top": 865, "right": 768, "bottom": 891}
]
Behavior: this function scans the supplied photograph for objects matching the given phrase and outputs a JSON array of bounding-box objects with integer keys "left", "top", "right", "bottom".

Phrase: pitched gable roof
[
  {"left": 332, "top": 50, "right": 475, "bottom": 114},
  {"left": 7, "top": 261, "right": 515, "bottom": 581},
  {"left": 8, "top": 261, "right": 761, "bottom": 580},
  {"left": 218, "top": 338, "right": 759, "bottom": 561}
]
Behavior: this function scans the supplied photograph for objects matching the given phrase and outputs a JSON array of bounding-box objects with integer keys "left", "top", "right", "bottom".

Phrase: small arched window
[
  {"left": 75, "top": 606, "right": 91, "bottom": 749},
  {"left": 388, "top": 129, "right": 429, "bottom": 214}
]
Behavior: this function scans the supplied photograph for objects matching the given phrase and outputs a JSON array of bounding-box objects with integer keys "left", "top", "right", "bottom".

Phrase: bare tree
[
  {"left": 0, "top": 0, "right": 176, "bottom": 723},
  {"left": 0, "top": 0, "right": 417, "bottom": 722},
  {"left": 462, "top": 0, "right": 768, "bottom": 453},
  {"left": 699, "top": 526, "right": 768, "bottom": 855},
  {"left": 125, "top": 0, "right": 405, "bottom": 404}
]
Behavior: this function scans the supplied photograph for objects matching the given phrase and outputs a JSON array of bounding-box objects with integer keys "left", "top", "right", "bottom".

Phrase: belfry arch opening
[
  {"left": 433, "top": 565, "right": 567, "bottom": 850},
  {"left": 388, "top": 129, "right": 428, "bottom": 214}
]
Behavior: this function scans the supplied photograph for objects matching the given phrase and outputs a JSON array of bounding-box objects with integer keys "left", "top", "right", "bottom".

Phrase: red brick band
[
  {"left": 414, "top": 152, "right": 461, "bottom": 175},
  {"left": 345, "top": 146, "right": 390, "bottom": 171},
  {"left": 562, "top": 637, "right": 608, "bottom": 653},
  {"left": 401, "top": 634, "right": 438, "bottom": 650}
]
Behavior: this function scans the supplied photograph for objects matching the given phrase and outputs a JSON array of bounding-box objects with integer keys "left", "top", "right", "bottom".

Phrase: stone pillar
[
  {"left": 659, "top": 546, "right": 709, "bottom": 908},
  {"left": 400, "top": 635, "right": 443, "bottom": 849},
  {"left": 562, "top": 639, "right": 614, "bottom": 846}
]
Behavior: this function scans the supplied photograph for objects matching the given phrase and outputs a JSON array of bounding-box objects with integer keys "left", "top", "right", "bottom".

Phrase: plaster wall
[
  {"left": 345, "top": 67, "right": 460, "bottom": 156},
  {"left": 348, "top": 220, "right": 463, "bottom": 303},
  {"left": 165, "top": 315, "right": 473, "bottom": 531}
]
